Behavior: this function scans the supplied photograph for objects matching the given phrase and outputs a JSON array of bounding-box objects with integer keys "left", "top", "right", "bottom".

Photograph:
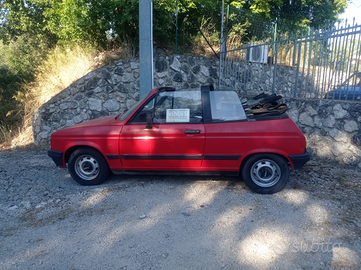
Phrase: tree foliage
[
  {"left": 0, "top": 34, "right": 48, "bottom": 131},
  {"left": 245, "top": 0, "right": 347, "bottom": 31},
  {"left": 0, "top": 0, "right": 347, "bottom": 49},
  {"left": 0, "top": 0, "right": 57, "bottom": 46},
  {"left": 44, "top": 0, "right": 140, "bottom": 47}
]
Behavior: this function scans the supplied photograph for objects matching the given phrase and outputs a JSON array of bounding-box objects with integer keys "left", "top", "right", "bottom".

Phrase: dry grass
[
  {"left": 190, "top": 18, "right": 221, "bottom": 58},
  {"left": 30, "top": 45, "right": 98, "bottom": 105},
  {"left": 1, "top": 44, "right": 137, "bottom": 149},
  {"left": 1, "top": 45, "right": 97, "bottom": 149}
]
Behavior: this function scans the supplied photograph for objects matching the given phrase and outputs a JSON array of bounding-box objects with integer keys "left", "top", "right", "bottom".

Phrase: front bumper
[
  {"left": 48, "top": 149, "right": 64, "bottom": 167},
  {"left": 289, "top": 151, "right": 311, "bottom": 170}
]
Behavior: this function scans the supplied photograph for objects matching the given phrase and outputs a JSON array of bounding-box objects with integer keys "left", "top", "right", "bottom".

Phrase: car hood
[
  {"left": 51, "top": 115, "right": 124, "bottom": 139},
  {"left": 65, "top": 115, "right": 117, "bottom": 129}
]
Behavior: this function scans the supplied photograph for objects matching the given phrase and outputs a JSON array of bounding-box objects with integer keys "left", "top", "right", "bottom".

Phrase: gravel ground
[{"left": 1, "top": 146, "right": 361, "bottom": 270}]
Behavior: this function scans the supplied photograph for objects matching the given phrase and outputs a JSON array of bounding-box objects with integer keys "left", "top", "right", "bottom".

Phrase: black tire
[
  {"left": 68, "top": 147, "right": 110, "bottom": 186},
  {"left": 241, "top": 154, "right": 289, "bottom": 194}
]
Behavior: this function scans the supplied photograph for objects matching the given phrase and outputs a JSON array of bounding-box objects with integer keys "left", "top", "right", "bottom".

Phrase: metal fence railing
[{"left": 219, "top": 20, "right": 361, "bottom": 101}]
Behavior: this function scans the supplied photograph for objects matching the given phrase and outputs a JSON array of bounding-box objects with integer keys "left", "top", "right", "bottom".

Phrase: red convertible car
[{"left": 48, "top": 84, "right": 310, "bottom": 194}]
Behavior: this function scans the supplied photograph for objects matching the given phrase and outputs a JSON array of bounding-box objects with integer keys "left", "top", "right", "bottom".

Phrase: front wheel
[
  {"left": 68, "top": 147, "right": 110, "bottom": 186},
  {"left": 241, "top": 154, "right": 289, "bottom": 194}
]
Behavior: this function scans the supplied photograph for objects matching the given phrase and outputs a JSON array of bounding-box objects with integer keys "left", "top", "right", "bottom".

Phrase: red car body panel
[
  {"left": 50, "top": 117, "right": 124, "bottom": 169},
  {"left": 203, "top": 119, "right": 305, "bottom": 170},
  {"left": 119, "top": 123, "right": 205, "bottom": 170}
]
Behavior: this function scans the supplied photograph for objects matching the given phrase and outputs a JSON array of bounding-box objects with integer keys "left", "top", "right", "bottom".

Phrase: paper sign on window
[{"left": 166, "top": 109, "right": 190, "bottom": 123}]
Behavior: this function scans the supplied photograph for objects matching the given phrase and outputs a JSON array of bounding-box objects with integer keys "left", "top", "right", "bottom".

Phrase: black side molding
[
  {"left": 106, "top": 155, "right": 120, "bottom": 160},
  {"left": 121, "top": 154, "right": 202, "bottom": 160},
  {"left": 289, "top": 151, "right": 311, "bottom": 170},
  {"left": 112, "top": 170, "right": 239, "bottom": 177},
  {"left": 48, "top": 149, "right": 64, "bottom": 167},
  {"left": 204, "top": 155, "right": 241, "bottom": 160}
]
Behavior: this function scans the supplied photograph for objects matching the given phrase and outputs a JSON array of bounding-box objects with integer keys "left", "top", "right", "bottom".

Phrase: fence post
[
  {"left": 272, "top": 42, "right": 278, "bottom": 94},
  {"left": 294, "top": 33, "right": 302, "bottom": 97},
  {"left": 273, "top": 18, "right": 277, "bottom": 58},
  {"left": 218, "top": 0, "right": 225, "bottom": 88},
  {"left": 305, "top": 27, "right": 310, "bottom": 67},
  {"left": 175, "top": 0, "right": 178, "bottom": 55}
]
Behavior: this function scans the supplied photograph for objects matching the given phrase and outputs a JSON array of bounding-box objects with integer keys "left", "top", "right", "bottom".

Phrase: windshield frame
[{"left": 116, "top": 94, "right": 149, "bottom": 121}]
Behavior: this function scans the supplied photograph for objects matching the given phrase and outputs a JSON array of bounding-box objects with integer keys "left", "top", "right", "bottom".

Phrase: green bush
[
  {"left": 0, "top": 67, "right": 23, "bottom": 141},
  {"left": 0, "top": 35, "right": 52, "bottom": 143}
]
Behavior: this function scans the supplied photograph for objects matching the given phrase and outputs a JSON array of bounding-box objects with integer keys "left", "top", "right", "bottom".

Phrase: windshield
[{"left": 117, "top": 95, "right": 148, "bottom": 121}]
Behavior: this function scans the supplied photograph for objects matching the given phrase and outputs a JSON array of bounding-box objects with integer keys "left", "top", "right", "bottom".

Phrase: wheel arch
[
  {"left": 64, "top": 145, "right": 106, "bottom": 164},
  {"left": 240, "top": 152, "right": 291, "bottom": 172},
  {"left": 67, "top": 146, "right": 111, "bottom": 186}
]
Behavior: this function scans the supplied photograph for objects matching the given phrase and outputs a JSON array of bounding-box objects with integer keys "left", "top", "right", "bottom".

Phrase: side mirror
[{"left": 146, "top": 114, "right": 153, "bottom": 129}]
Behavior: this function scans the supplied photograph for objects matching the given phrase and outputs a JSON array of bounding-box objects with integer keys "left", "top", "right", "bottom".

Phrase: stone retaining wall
[
  {"left": 32, "top": 55, "right": 361, "bottom": 167},
  {"left": 285, "top": 98, "right": 361, "bottom": 166}
]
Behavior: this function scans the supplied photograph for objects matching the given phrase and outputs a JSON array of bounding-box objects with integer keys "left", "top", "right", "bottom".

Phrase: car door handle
[{"left": 184, "top": 130, "right": 200, "bottom": 134}]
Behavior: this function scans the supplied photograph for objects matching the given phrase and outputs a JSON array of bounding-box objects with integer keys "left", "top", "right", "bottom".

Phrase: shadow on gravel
[{"left": 1, "top": 150, "right": 361, "bottom": 270}]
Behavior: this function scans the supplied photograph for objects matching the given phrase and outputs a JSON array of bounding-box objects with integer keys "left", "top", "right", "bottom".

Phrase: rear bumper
[
  {"left": 289, "top": 151, "right": 311, "bottom": 170},
  {"left": 48, "top": 149, "right": 64, "bottom": 167}
]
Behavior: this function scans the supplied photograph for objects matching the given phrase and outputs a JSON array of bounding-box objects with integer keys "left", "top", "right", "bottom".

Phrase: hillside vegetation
[{"left": 0, "top": 0, "right": 347, "bottom": 148}]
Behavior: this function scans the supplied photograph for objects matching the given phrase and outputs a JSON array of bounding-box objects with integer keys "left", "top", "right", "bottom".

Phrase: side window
[
  {"left": 154, "top": 91, "right": 202, "bottom": 124},
  {"left": 210, "top": 91, "right": 247, "bottom": 121},
  {"left": 129, "top": 98, "right": 155, "bottom": 124},
  {"left": 154, "top": 93, "right": 173, "bottom": 122}
]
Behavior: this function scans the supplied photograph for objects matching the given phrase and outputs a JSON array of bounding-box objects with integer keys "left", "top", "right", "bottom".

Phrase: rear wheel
[
  {"left": 68, "top": 147, "right": 110, "bottom": 186},
  {"left": 242, "top": 154, "right": 289, "bottom": 194}
]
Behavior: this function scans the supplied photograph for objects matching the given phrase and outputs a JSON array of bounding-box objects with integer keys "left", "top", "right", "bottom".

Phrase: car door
[{"left": 119, "top": 90, "right": 205, "bottom": 170}]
